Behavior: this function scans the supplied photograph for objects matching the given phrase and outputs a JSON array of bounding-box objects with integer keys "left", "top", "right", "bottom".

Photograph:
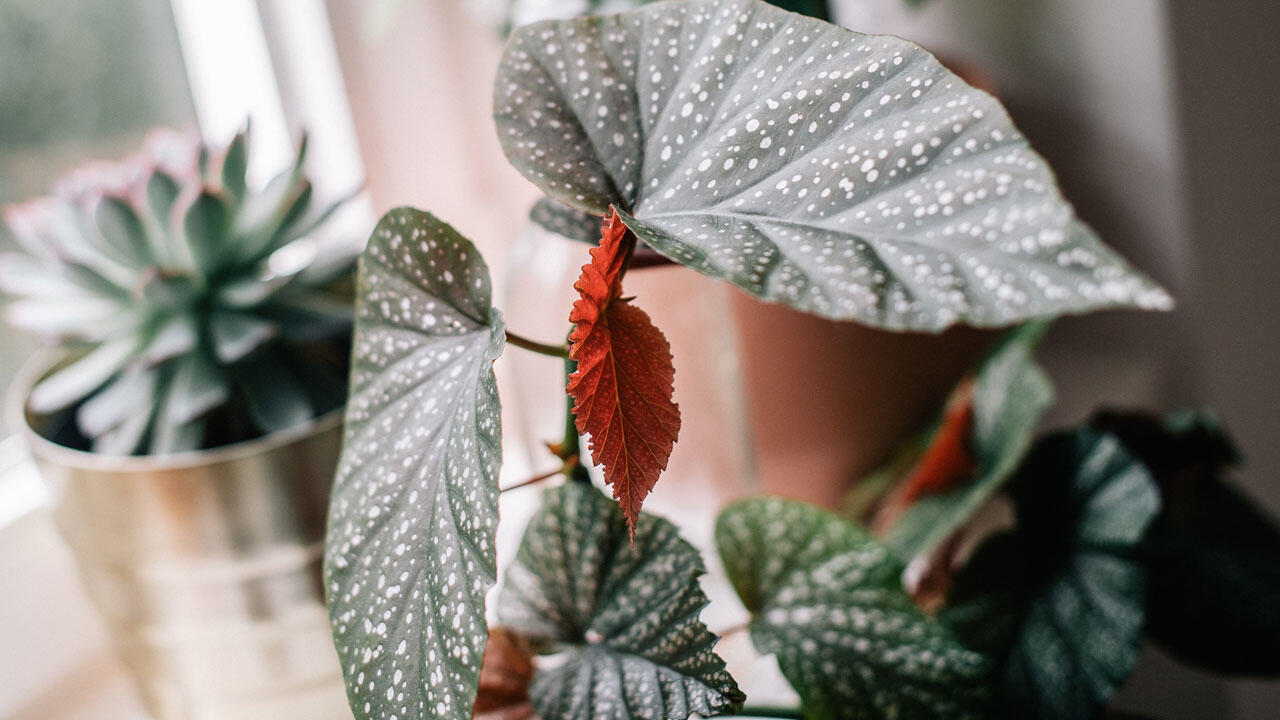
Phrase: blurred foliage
[{"left": 0, "top": 0, "right": 193, "bottom": 421}]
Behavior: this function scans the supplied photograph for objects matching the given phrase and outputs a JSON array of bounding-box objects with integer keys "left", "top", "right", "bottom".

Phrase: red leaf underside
[
  {"left": 567, "top": 210, "right": 681, "bottom": 537},
  {"left": 900, "top": 380, "right": 977, "bottom": 503}
]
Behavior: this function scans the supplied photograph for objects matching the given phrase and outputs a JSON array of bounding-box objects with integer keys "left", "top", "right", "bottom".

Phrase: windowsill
[{"left": 0, "top": 439, "right": 150, "bottom": 719}]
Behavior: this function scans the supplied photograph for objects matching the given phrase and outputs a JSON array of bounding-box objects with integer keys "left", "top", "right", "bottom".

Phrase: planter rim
[{"left": 7, "top": 349, "right": 345, "bottom": 473}]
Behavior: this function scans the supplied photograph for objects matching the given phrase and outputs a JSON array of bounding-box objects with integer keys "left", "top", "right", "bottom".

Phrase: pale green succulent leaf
[
  {"left": 92, "top": 399, "right": 155, "bottom": 456},
  {"left": 95, "top": 197, "right": 155, "bottom": 268},
  {"left": 942, "top": 430, "right": 1159, "bottom": 720},
  {"left": 499, "top": 482, "right": 744, "bottom": 720},
  {"left": 165, "top": 353, "right": 230, "bottom": 425},
  {"left": 496, "top": 0, "right": 1171, "bottom": 331},
  {"left": 886, "top": 321, "right": 1054, "bottom": 559},
  {"left": 221, "top": 129, "right": 249, "bottom": 203},
  {"left": 76, "top": 367, "right": 159, "bottom": 438},
  {"left": 209, "top": 311, "right": 277, "bottom": 363},
  {"left": 325, "top": 208, "right": 505, "bottom": 720},
  {"left": 716, "top": 497, "right": 993, "bottom": 719},
  {"left": 28, "top": 337, "right": 137, "bottom": 414},
  {"left": 140, "top": 314, "right": 199, "bottom": 365},
  {"left": 183, "top": 190, "right": 234, "bottom": 276}
]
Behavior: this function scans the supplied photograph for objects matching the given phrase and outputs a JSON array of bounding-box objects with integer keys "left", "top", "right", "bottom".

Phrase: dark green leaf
[
  {"left": 887, "top": 322, "right": 1053, "bottom": 559},
  {"left": 1092, "top": 410, "right": 1280, "bottom": 676},
  {"left": 717, "top": 497, "right": 992, "bottom": 719},
  {"left": 183, "top": 190, "right": 234, "bottom": 276},
  {"left": 499, "top": 482, "right": 744, "bottom": 720},
  {"left": 942, "top": 430, "right": 1160, "bottom": 720},
  {"left": 237, "top": 350, "right": 314, "bottom": 434},
  {"left": 495, "top": 0, "right": 1170, "bottom": 331},
  {"left": 325, "top": 208, "right": 505, "bottom": 720}
]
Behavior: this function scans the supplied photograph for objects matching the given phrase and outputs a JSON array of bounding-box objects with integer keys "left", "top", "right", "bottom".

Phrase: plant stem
[
  {"left": 628, "top": 247, "right": 675, "bottom": 269},
  {"left": 505, "top": 330, "right": 569, "bottom": 358},
  {"left": 739, "top": 706, "right": 804, "bottom": 719},
  {"left": 499, "top": 459, "right": 577, "bottom": 493}
]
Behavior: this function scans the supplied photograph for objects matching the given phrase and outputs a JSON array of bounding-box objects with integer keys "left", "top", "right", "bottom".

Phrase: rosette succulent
[{"left": 0, "top": 127, "right": 359, "bottom": 455}]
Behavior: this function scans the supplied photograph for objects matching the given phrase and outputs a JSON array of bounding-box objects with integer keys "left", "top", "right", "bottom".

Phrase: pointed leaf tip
[{"left": 566, "top": 209, "right": 681, "bottom": 537}]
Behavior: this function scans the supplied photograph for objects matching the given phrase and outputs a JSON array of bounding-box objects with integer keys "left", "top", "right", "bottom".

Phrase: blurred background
[{"left": 0, "top": 0, "right": 1276, "bottom": 718}]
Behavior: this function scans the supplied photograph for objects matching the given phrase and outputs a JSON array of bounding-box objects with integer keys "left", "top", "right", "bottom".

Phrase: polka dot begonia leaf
[
  {"left": 941, "top": 430, "right": 1160, "bottom": 720},
  {"left": 495, "top": 0, "right": 1172, "bottom": 331},
  {"left": 716, "top": 496, "right": 994, "bottom": 719},
  {"left": 498, "top": 482, "right": 745, "bottom": 720},
  {"left": 324, "top": 208, "right": 505, "bottom": 720}
]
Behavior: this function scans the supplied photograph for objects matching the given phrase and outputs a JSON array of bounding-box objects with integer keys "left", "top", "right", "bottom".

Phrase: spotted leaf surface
[
  {"left": 886, "top": 322, "right": 1053, "bottom": 559},
  {"left": 495, "top": 0, "right": 1171, "bottom": 331},
  {"left": 942, "top": 431, "right": 1160, "bottom": 720},
  {"left": 325, "top": 208, "right": 505, "bottom": 720},
  {"left": 498, "top": 483, "right": 744, "bottom": 719},
  {"left": 716, "top": 497, "right": 993, "bottom": 719}
]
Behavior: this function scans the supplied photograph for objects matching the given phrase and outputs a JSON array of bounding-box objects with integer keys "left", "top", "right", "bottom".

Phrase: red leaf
[
  {"left": 900, "top": 379, "right": 977, "bottom": 503},
  {"left": 567, "top": 209, "right": 681, "bottom": 538},
  {"left": 473, "top": 628, "right": 538, "bottom": 720}
]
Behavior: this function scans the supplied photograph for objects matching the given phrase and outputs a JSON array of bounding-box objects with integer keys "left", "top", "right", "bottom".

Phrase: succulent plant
[{"left": 0, "top": 127, "right": 360, "bottom": 456}]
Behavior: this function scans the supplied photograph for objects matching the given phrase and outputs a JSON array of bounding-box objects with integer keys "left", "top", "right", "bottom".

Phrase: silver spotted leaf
[
  {"left": 942, "top": 430, "right": 1160, "bottom": 720},
  {"left": 529, "top": 197, "right": 603, "bottom": 243},
  {"left": 498, "top": 482, "right": 744, "bottom": 720},
  {"left": 494, "top": 0, "right": 1171, "bottom": 331},
  {"left": 324, "top": 208, "right": 505, "bottom": 720},
  {"left": 716, "top": 497, "right": 993, "bottom": 719},
  {"left": 887, "top": 321, "right": 1054, "bottom": 559}
]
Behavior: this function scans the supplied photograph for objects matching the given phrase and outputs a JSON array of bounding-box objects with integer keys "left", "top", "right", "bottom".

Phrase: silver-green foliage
[
  {"left": 942, "top": 431, "right": 1160, "bottom": 720},
  {"left": 495, "top": 0, "right": 1171, "bottom": 331},
  {"left": 716, "top": 497, "right": 992, "bottom": 719},
  {"left": 324, "top": 209, "right": 505, "bottom": 720},
  {"left": 499, "top": 482, "right": 745, "bottom": 720},
  {"left": 0, "top": 127, "right": 357, "bottom": 454}
]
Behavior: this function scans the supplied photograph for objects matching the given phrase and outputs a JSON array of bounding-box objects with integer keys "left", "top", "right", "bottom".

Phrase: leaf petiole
[{"left": 505, "top": 330, "right": 570, "bottom": 358}]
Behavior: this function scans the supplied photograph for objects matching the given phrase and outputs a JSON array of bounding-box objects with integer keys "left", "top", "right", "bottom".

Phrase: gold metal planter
[{"left": 9, "top": 355, "right": 351, "bottom": 720}]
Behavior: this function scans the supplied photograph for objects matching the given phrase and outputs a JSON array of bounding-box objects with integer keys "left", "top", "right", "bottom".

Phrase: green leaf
[
  {"left": 237, "top": 350, "right": 314, "bottom": 435},
  {"left": 716, "top": 497, "right": 992, "bottom": 719},
  {"left": 324, "top": 208, "right": 505, "bottom": 720},
  {"left": 209, "top": 310, "right": 277, "bottom": 363},
  {"left": 95, "top": 197, "right": 154, "bottom": 267},
  {"left": 499, "top": 483, "right": 744, "bottom": 720},
  {"left": 222, "top": 129, "right": 249, "bottom": 202},
  {"left": 183, "top": 190, "right": 234, "bottom": 276},
  {"left": 28, "top": 336, "right": 137, "bottom": 413},
  {"left": 76, "top": 366, "right": 158, "bottom": 438},
  {"left": 495, "top": 0, "right": 1170, "bottom": 331},
  {"left": 529, "top": 197, "right": 601, "bottom": 243},
  {"left": 1091, "top": 410, "right": 1280, "bottom": 676},
  {"left": 942, "top": 430, "right": 1159, "bottom": 720},
  {"left": 165, "top": 352, "right": 230, "bottom": 425},
  {"left": 886, "top": 322, "right": 1053, "bottom": 559}
]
